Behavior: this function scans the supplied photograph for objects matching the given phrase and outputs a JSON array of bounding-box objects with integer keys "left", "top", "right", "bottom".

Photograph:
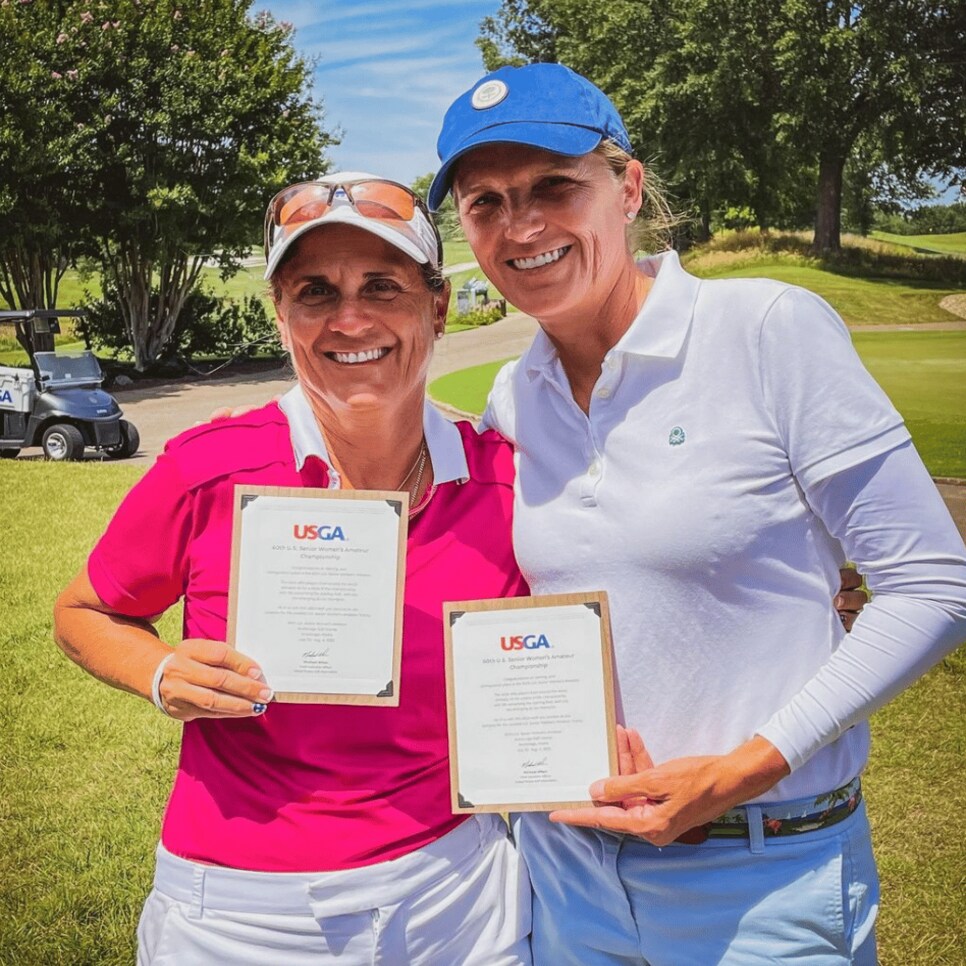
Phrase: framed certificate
[
  {"left": 443, "top": 592, "right": 618, "bottom": 813},
  {"left": 227, "top": 485, "right": 408, "bottom": 705}
]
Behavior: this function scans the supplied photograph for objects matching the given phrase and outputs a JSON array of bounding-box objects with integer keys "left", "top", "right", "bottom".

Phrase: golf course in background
[
  {"left": 871, "top": 230, "right": 966, "bottom": 257},
  {"left": 430, "top": 237, "right": 966, "bottom": 480},
  {"left": 429, "top": 330, "right": 966, "bottom": 479}
]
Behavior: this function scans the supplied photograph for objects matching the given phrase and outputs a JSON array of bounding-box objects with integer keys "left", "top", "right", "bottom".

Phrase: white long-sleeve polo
[{"left": 483, "top": 250, "right": 966, "bottom": 802}]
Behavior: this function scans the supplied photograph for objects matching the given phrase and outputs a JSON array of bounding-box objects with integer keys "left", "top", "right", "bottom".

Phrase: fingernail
[
  {"left": 834, "top": 596, "right": 844, "bottom": 608},
  {"left": 258, "top": 687, "right": 274, "bottom": 702},
  {"left": 252, "top": 702, "right": 268, "bottom": 715},
  {"left": 589, "top": 781, "right": 605, "bottom": 798},
  {"left": 247, "top": 667, "right": 265, "bottom": 680}
]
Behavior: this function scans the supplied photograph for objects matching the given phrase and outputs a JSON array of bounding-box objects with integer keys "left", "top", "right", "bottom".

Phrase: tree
[
  {"left": 410, "top": 173, "right": 461, "bottom": 241},
  {"left": 772, "top": 1, "right": 966, "bottom": 251},
  {"left": 0, "top": 1, "right": 93, "bottom": 323},
  {"left": 476, "top": 0, "right": 966, "bottom": 252},
  {"left": 477, "top": 0, "right": 557, "bottom": 70},
  {"left": 0, "top": 0, "right": 335, "bottom": 370}
]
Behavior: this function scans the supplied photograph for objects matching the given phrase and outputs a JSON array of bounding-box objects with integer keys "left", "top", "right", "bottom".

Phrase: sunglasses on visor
[{"left": 263, "top": 179, "right": 442, "bottom": 267}]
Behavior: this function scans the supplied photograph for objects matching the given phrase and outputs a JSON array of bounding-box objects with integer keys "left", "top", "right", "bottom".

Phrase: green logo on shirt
[{"left": 668, "top": 426, "right": 686, "bottom": 446}]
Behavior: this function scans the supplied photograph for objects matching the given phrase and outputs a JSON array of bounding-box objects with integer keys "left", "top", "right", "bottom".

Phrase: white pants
[{"left": 137, "top": 815, "right": 532, "bottom": 965}]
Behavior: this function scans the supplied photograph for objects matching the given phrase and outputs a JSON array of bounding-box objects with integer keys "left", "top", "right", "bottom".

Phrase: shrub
[
  {"left": 78, "top": 284, "right": 283, "bottom": 368},
  {"left": 454, "top": 305, "right": 505, "bottom": 327},
  {"left": 178, "top": 294, "right": 283, "bottom": 361},
  {"left": 873, "top": 202, "right": 966, "bottom": 236},
  {"left": 684, "top": 230, "right": 966, "bottom": 286}
]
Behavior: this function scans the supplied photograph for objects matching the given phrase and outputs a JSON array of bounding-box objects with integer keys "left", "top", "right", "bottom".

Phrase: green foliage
[
  {"left": 178, "top": 293, "right": 282, "bottom": 362},
  {"left": 0, "top": 0, "right": 91, "bottom": 310},
  {"left": 453, "top": 305, "right": 505, "bottom": 328},
  {"left": 411, "top": 172, "right": 463, "bottom": 240},
  {"left": 476, "top": 1, "right": 966, "bottom": 252},
  {"left": 874, "top": 204, "right": 966, "bottom": 237},
  {"left": 0, "top": 0, "right": 335, "bottom": 370},
  {"left": 78, "top": 283, "right": 282, "bottom": 367},
  {"left": 716, "top": 206, "right": 758, "bottom": 232},
  {"left": 477, "top": 0, "right": 557, "bottom": 70}
]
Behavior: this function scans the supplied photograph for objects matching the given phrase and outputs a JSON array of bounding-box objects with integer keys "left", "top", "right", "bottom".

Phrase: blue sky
[{"left": 263, "top": 1, "right": 500, "bottom": 186}]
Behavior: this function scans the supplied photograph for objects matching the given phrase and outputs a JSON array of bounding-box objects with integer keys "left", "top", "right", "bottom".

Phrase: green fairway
[
  {"left": 430, "top": 358, "right": 513, "bottom": 414},
  {"left": 693, "top": 260, "right": 963, "bottom": 327},
  {"left": 429, "top": 331, "right": 966, "bottom": 478},
  {"left": 0, "top": 460, "right": 962, "bottom": 963},
  {"left": 852, "top": 331, "right": 966, "bottom": 478},
  {"left": 872, "top": 231, "right": 966, "bottom": 257}
]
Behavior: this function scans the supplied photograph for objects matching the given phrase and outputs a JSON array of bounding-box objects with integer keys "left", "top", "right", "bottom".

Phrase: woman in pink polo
[{"left": 53, "top": 174, "right": 531, "bottom": 965}]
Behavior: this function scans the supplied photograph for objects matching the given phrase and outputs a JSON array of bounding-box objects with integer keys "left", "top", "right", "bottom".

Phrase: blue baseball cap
[{"left": 428, "top": 63, "right": 633, "bottom": 211}]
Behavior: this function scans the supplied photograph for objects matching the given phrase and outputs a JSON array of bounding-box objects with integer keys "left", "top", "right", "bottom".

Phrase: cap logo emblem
[
  {"left": 472, "top": 79, "right": 508, "bottom": 110},
  {"left": 668, "top": 426, "right": 686, "bottom": 446}
]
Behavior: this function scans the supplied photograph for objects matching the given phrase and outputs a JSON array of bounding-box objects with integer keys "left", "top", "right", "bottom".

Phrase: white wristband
[{"left": 151, "top": 652, "right": 176, "bottom": 716}]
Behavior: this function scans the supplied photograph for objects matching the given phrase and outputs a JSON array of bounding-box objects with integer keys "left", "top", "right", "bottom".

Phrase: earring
[
  {"left": 625, "top": 211, "right": 635, "bottom": 221},
  {"left": 435, "top": 331, "right": 444, "bottom": 341}
]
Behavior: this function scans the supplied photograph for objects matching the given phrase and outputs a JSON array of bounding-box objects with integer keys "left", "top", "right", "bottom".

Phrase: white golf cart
[{"left": 0, "top": 309, "right": 139, "bottom": 461}]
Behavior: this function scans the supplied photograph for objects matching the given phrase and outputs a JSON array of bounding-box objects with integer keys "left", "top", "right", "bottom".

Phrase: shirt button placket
[{"left": 581, "top": 418, "right": 603, "bottom": 507}]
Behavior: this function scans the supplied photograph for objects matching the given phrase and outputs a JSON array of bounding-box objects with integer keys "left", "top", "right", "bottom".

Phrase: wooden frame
[
  {"left": 227, "top": 484, "right": 408, "bottom": 705},
  {"left": 443, "top": 591, "right": 618, "bottom": 813}
]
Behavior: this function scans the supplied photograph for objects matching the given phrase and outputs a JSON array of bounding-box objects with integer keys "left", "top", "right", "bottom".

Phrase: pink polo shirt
[{"left": 87, "top": 400, "right": 527, "bottom": 872}]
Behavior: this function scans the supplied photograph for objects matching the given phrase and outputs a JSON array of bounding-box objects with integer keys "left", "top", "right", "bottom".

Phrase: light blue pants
[{"left": 516, "top": 801, "right": 878, "bottom": 965}]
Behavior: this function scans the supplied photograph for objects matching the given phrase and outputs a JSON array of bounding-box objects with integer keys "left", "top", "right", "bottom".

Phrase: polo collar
[
  {"left": 615, "top": 250, "right": 700, "bottom": 359},
  {"left": 522, "top": 249, "right": 700, "bottom": 379},
  {"left": 278, "top": 384, "right": 470, "bottom": 485}
]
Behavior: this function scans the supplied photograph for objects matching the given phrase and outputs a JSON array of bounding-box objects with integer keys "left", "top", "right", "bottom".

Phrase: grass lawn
[
  {"left": 0, "top": 459, "right": 962, "bottom": 963},
  {"left": 442, "top": 237, "right": 476, "bottom": 266},
  {"left": 430, "top": 357, "right": 514, "bottom": 414},
  {"left": 692, "top": 260, "right": 963, "bottom": 327},
  {"left": 852, "top": 331, "right": 966, "bottom": 478},
  {"left": 429, "top": 331, "right": 966, "bottom": 479},
  {"left": 871, "top": 231, "right": 966, "bottom": 258}
]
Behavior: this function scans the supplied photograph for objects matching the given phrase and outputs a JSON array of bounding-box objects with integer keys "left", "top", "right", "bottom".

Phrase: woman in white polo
[{"left": 428, "top": 64, "right": 966, "bottom": 964}]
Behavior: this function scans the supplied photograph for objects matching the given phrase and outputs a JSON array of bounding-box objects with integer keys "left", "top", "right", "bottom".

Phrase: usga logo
[
  {"left": 293, "top": 524, "right": 346, "bottom": 541},
  {"left": 0, "top": 390, "right": 12, "bottom": 404},
  {"left": 500, "top": 634, "right": 551, "bottom": 651}
]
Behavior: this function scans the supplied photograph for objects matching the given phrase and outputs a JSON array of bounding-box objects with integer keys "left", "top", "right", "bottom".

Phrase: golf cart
[{"left": 0, "top": 309, "right": 139, "bottom": 461}]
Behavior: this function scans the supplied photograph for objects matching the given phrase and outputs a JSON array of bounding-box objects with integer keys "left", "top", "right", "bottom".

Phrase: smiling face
[
  {"left": 273, "top": 224, "right": 448, "bottom": 416},
  {"left": 452, "top": 143, "right": 643, "bottom": 330}
]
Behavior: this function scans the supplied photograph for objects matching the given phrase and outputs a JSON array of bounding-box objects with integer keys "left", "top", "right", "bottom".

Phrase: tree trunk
[
  {"left": 694, "top": 203, "right": 712, "bottom": 243},
  {"left": 106, "top": 243, "right": 204, "bottom": 371},
  {"left": 0, "top": 246, "right": 68, "bottom": 352},
  {"left": 813, "top": 155, "right": 845, "bottom": 254}
]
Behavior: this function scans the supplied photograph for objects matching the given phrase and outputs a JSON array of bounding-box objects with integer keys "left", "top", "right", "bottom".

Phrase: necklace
[{"left": 397, "top": 438, "right": 428, "bottom": 502}]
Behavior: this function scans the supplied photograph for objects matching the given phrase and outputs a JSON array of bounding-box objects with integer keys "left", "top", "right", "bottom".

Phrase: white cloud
[{"left": 265, "top": 0, "right": 498, "bottom": 184}]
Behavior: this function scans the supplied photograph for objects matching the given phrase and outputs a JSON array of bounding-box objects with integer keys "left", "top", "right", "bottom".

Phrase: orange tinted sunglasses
[{"left": 263, "top": 179, "right": 442, "bottom": 265}]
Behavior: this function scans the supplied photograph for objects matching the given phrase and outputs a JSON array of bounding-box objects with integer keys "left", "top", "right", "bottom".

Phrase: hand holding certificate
[
  {"left": 444, "top": 592, "right": 618, "bottom": 812},
  {"left": 227, "top": 485, "right": 407, "bottom": 704}
]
